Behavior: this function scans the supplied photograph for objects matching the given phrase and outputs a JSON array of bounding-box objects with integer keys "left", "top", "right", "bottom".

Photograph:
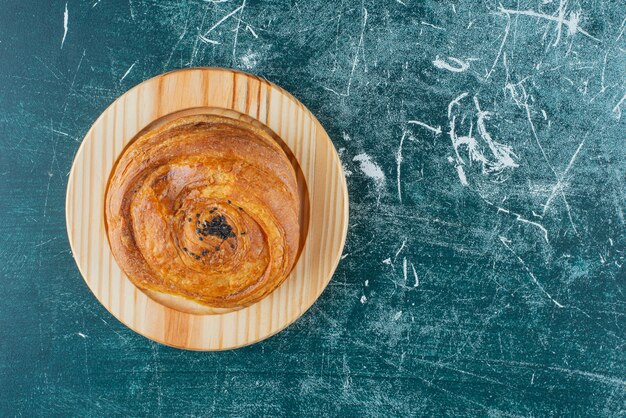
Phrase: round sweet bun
[{"left": 105, "top": 110, "right": 301, "bottom": 314}]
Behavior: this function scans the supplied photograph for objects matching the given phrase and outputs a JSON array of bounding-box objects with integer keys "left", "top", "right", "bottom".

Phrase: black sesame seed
[
  {"left": 227, "top": 200, "right": 231, "bottom": 204},
  {"left": 238, "top": 207, "right": 243, "bottom": 211},
  {"left": 198, "top": 237, "right": 203, "bottom": 241},
  {"left": 240, "top": 232, "right": 246, "bottom": 235},
  {"left": 193, "top": 215, "right": 236, "bottom": 240},
  {"left": 201, "top": 250, "right": 208, "bottom": 256},
  {"left": 188, "top": 217, "right": 192, "bottom": 222},
  {"left": 183, "top": 247, "right": 188, "bottom": 251},
  {"left": 196, "top": 214, "right": 200, "bottom": 218},
  {"left": 195, "top": 255, "right": 200, "bottom": 260},
  {"left": 215, "top": 246, "right": 220, "bottom": 251}
]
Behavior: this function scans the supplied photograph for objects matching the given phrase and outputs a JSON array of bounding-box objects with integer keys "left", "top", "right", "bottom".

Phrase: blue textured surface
[{"left": 0, "top": 0, "right": 625, "bottom": 415}]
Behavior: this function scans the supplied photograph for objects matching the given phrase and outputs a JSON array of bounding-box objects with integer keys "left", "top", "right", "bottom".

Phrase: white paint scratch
[
  {"left": 508, "top": 81, "right": 578, "bottom": 233},
  {"left": 499, "top": 236, "right": 564, "bottom": 308},
  {"left": 231, "top": 0, "right": 246, "bottom": 62},
  {"left": 43, "top": 120, "right": 57, "bottom": 220},
  {"left": 239, "top": 51, "right": 258, "bottom": 70},
  {"left": 502, "top": 208, "right": 549, "bottom": 243},
  {"left": 456, "top": 164, "right": 469, "bottom": 186},
  {"left": 245, "top": 24, "right": 258, "bottom": 38},
  {"left": 480, "top": 194, "right": 549, "bottom": 243},
  {"left": 346, "top": 6, "right": 368, "bottom": 97},
  {"left": 77, "top": 332, "right": 87, "bottom": 338},
  {"left": 325, "top": 7, "right": 368, "bottom": 97},
  {"left": 473, "top": 96, "right": 519, "bottom": 173},
  {"left": 402, "top": 257, "right": 408, "bottom": 285},
  {"left": 600, "top": 51, "right": 609, "bottom": 93},
  {"left": 421, "top": 21, "right": 445, "bottom": 30},
  {"left": 394, "top": 238, "right": 407, "bottom": 262},
  {"left": 34, "top": 237, "right": 58, "bottom": 247},
  {"left": 61, "top": 48, "right": 85, "bottom": 120},
  {"left": 164, "top": 25, "right": 188, "bottom": 69},
  {"left": 542, "top": 138, "right": 585, "bottom": 215},
  {"left": 393, "top": 311, "right": 403, "bottom": 321},
  {"left": 519, "top": 86, "right": 556, "bottom": 176},
  {"left": 498, "top": 4, "right": 600, "bottom": 43},
  {"left": 616, "top": 17, "right": 625, "bottom": 42},
  {"left": 612, "top": 92, "right": 626, "bottom": 119},
  {"left": 323, "top": 86, "right": 343, "bottom": 97},
  {"left": 396, "top": 131, "right": 408, "bottom": 203},
  {"left": 526, "top": 92, "right": 583, "bottom": 234},
  {"left": 447, "top": 93, "right": 519, "bottom": 183},
  {"left": 360, "top": 295, "right": 367, "bottom": 304},
  {"left": 553, "top": 0, "right": 566, "bottom": 45},
  {"left": 410, "top": 262, "right": 419, "bottom": 287},
  {"left": 407, "top": 120, "right": 442, "bottom": 135},
  {"left": 61, "top": 3, "right": 68, "bottom": 49},
  {"left": 353, "top": 153, "right": 385, "bottom": 204},
  {"left": 120, "top": 61, "right": 136, "bottom": 82},
  {"left": 352, "top": 154, "right": 383, "bottom": 181},
  {"left": 547, "top": 366, "right": 626, "bottom": 386},
  {"left": 190, "top": 6, "right": 210, "bottom": 65},
  {"left": 448, "top": 92, "right": 469, "bottom": 119},
  {"left": 337, "top": 148, "right": 353, "bottom": 177},
  {"left": 487, "top": 359, "right": 626, "bottom": 387},
  {"left": 198, "top": 34, "right": 220, "bottom": 45},
  {"left": 447, "top": 93, "right": 470, "bottom": 185},
  {"left": 485, "top": 13, "right": 510, "bottom": 80},
  {"left": 382, "top": 258, "right": 392, "bottom": 265},
  {"left": 433, "top": 56, "right": 470, "bottom": 73},
  {"left": 202, "top": 3, "right": 244, "bottom": 37}
]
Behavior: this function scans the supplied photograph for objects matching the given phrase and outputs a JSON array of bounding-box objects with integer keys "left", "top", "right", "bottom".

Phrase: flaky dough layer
[{"left": 105, "top": 114, "right": 300, "bottom": 311}]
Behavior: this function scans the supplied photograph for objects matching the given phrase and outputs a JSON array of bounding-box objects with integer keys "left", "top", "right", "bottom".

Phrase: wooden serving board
[{"left": 66, "top": 68, "right": 349, "bottom": 350}]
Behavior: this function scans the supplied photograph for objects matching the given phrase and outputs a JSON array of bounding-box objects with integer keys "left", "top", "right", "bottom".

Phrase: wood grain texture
[{"left": 65, "top": 67, "right": 349, "bottom": 350}]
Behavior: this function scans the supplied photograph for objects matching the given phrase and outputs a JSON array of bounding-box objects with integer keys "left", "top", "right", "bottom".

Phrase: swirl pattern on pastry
[{"left": 105, "top": 114, "right": 301, "bottom": 311}]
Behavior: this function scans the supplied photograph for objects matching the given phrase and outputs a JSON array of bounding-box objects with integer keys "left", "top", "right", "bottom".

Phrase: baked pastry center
[{"left": 105, "top": 114, "right": 300, "bottom": 310}]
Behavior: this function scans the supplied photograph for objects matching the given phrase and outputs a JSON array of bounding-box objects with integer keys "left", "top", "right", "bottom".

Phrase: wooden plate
[{"left": 66, "top": 68, "right": 349, "bottom": 350}]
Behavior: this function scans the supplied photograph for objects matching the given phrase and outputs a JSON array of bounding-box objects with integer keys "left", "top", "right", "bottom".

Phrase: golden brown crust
[{"left": 105, "top": 114, "right": 300, "bottom": 311}]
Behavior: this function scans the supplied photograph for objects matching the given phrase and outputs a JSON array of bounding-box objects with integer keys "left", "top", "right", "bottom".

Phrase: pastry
[{"left": 105, "top": 113, "right": 301, "bottom": 314}]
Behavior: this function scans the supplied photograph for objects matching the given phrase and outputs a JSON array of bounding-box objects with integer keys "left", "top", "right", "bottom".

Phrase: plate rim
[{"left": 65, "top": 67, "right": 349, "bottom": 350}]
